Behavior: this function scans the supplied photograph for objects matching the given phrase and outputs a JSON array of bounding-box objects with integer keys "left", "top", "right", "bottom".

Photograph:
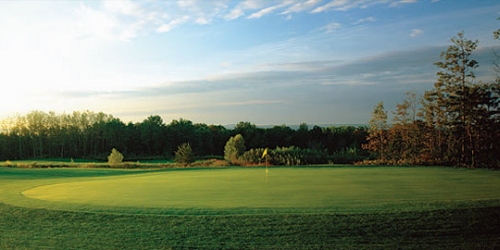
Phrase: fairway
[
  {"left": 16, "top": 167, "right": 500, "bottom": 214},
  {"left": 2, "top": 166, "right": 500, "bottom": 249}
]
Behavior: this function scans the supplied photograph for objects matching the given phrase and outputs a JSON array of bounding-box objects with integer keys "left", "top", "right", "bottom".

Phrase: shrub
[
  {"left": 107, "top": 148, "right": 124, "bottom": 166},
  {"left": 271, "top": 146, "right": 328, "bottom": 166},
  {"left": 224, "top": 134, "right": 246, "bottom": 164},
  {"left": 175, "top": 143, "right": 194, "bottom": 166},
  {"left": 191, "top": 159, "right": 230, "bottom": 167},
  {"left": 240, "top": 148, "right": 266, "bottom": 165},
  {"left": 329, "top": 147, "right": 369, "bottom": 164}
]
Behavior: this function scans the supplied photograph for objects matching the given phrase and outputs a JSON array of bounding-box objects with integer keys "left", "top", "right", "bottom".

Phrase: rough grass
[
  {"left": 0, "top": 202, "right": 499, "bottom": 249},
  {"left": 1, "top": 166, "right": 500, "bottom": 249}
]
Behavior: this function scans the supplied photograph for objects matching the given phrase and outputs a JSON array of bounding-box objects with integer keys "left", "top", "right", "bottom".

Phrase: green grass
[
  {"left": 1, "top": 166, "right": 500, "bottom": 249},
  {"left": 12, "top": 166, "right": 500, "bottom": 214}
]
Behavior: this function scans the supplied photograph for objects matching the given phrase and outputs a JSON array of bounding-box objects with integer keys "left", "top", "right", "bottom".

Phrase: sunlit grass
[
  {"left": 1, "top": 166, "right": 500, "bottom": 249},
  {"left": 1, "top": 166, "right": 498, "bottom": 215}
]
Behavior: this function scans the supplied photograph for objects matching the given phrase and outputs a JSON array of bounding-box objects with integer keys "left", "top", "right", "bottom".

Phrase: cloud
[
  {"left": 225, "top": 0, "right": 263, "bottom": 20},
  {"left": 248, "top": 6, "right": 278, "bottom": 19},
  {"left": 177, "top": 0, "right": 228, "bottom": 24},
  {"left": 248, "top": 5, "right": 280, "bottom": 19},
  {"left": 247, "top": 1, "right": 297, "bottom": 19},
  {"left": 354, "top": 16, "right": 376, "bottom": 24},
  {"left": 410, "top": 29, "right": 424, "bottom": 37},
  {"left": 311, "top": 0, "right": 350, "bottom": 13},
  {"left": 321, "top": 22, "right": 342, "bottom": 33},
  {"left": 156, "top": 16, "right": 190, "bottom": 33},
  {"left": 103, "top": 0, "right": 140, "bottom": 16},
  {"left": 281, "top": 0, "right": 321, "bottom": 14},
  {"left": 225, "top": 8, "right": 245, "bottom": 20},
  {"left": 75, "top": 3, "right": 118, "bottom": 41},
  {"left": 390, "top": 0, "right": 419, "bottom": 7},
  {"left": 51, "top": 46, "right": 499, "bottom": 124},
  {"left": 311, "top": 0, "right": 419, "bottom": 13},
  {"left": 219, "top": 100, "right": 286, "bottom": 107}
]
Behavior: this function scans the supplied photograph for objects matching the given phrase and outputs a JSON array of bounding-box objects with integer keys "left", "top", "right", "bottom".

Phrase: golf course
[{"left": 1, "top": 165, "right": 500, "bottom": 249}]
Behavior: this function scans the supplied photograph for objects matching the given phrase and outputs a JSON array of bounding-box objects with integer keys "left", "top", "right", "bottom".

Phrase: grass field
[{"left": 1, "top": 166, "right": 500, "bottom": 249}]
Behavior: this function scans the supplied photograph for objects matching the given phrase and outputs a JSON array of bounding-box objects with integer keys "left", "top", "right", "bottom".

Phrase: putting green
[{"left": 20, "top": 167, "right": 500, "bottom": 213}]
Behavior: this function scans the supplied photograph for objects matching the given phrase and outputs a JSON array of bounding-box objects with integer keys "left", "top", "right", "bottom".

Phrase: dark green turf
[{"left": 1, "top": 202, "right": 499, "bottom": 249}]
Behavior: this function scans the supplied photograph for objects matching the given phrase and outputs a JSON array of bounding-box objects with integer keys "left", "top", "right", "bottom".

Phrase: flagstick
[
  {"left": 262, "top": 148, "right": 269, "bottom": 182},
  {"left": 265, "top": 159, "right": 268, "bottom": 183}
]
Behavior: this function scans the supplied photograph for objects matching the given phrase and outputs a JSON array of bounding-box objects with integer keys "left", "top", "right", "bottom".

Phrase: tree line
[
  {"left": 0, "top": 111, "right": 368, "bottom": 162},
  {"left": 364, "top": 25, "right": 500, "bottom": 168}
]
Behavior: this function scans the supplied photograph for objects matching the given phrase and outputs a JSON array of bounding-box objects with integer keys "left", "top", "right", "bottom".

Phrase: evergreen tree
[{"left": 425, "top": 32, "right": 478, "bottom": 167}]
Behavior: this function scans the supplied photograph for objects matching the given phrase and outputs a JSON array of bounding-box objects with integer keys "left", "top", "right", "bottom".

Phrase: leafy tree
[
  {"left": 140, "top": 115, "right": 165, "bottom": 156},
  {"left": 224, "top": 134, "right": 246, "bottom": 164},
  {"left": 363, "top": 102, "right": 388, "bottom": 162},
  {"left": 391, "top": 90, "right": 424, "bottom": 164},
  {"left": 233, "top": 121, "right": 263, "bottom": 149},
  {"left": 294, "top": 123, "right": 309, "bottom": 148},
  {"left": 263, "top": 125, "right": 294, "bottom": 149},
  {"left": 107, "top": 148, "right": 124, "bottom": 166},
  {"left": 175, "top": 142, "right": 194, "bottom": 166}
]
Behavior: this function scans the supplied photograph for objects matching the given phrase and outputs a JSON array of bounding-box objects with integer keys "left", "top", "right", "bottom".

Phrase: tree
[
  {"left": 140, "top": 115, "right": 165, "bottom": 156},
  {"left": 233, "top": 121, "right": 263, "bottom": 149},
  {"left": 391, "top": 90, "right": 424, "bottom": 164},
  {"left": 427, "top": 31, "right": 478, "bottom": 167},
  {"left": 224, "top": 134, "right": 246, "bottom": 164},
  {"left": 175, "top": 142, "right": 194, "bottom": 166},
  {"left": 363, "top": 102, "right": 388, "bottom": 162},
  {"left": 107, "top": 148, "right": 124, "bottom": 166}
]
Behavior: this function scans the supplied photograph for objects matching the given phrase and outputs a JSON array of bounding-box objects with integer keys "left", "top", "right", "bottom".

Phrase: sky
[{"left": 0, "top": 0, "right": 499, "bottom": 126}]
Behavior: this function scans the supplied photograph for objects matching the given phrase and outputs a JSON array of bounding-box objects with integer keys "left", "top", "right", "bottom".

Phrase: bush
[
  {"left": 191, "top": 159, "right": 230, "bottom": 167},
  {"left": 107, "top": 148, "right": 124, "bottom": 166},
  {"left": 237, "top": 146, "right": 328, "bottom": 166},
  {"left": 224, "top": 134, "right": 246, "bottom": 164},
  {"left": 175, "top": 143, "right": 194, "bottom": 166},
  {"left": 329, "top": 147, "right": 369, "bottom": 164},
  {"left": 240, "top": 148, "right": 266, "bottom": 165},
  {"left": 270, "top": 146, "right": 328, "bottom": 166}
]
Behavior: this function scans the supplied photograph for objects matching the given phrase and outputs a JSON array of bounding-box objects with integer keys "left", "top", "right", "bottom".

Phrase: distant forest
[{"left": 0, "top": 111, "right": 368, "bottom": 162}]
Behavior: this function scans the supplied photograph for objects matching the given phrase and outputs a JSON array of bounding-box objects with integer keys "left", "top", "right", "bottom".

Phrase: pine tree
[{"left": 425, "top": 32, "right": 478, "bottom": 167}]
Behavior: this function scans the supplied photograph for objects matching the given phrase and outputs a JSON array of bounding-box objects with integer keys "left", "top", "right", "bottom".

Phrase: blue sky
[{"left": 0, "top": 0, "right": 499, "bottom": 125}]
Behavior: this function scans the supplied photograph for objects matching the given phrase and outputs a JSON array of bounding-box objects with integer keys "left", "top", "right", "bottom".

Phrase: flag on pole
[{"left": 262, "top": 148, "right": 268, "bottom": 159}]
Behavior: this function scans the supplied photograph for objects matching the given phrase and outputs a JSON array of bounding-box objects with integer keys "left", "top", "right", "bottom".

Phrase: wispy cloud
[
  {"left": 281, "top": 0, "right": 321, "bottom": 14},
  {"left": 225, "top": 8, "right": 245, "bottom": 20},
  {"left": 156, "top": 15, "right": 190, "bottom": 33},
  {"left": 410, "top": 28, "right": 424, "bottom": 37},
  {"left": 390, "top": 0, "right": 419, "bottom": 7},
  {"left": 311, "top": 0, "right": 419, "bottom": 13},
  {"left": 248, "top": 3, "right": 289, "bottom": 19},
  {"left": 68, "top": 0, "right": 425, "bottom": 42},
  {"left": 176, "top": 0, "right": 228, "bottom": 24},
  {"left": 321, "top": 22, "right": 342, "bottom": 33},
  {"left": 224, "top": 0, "right": 263, "bottom": 20},
  {"left": 354, "top": 16, "right": 376, "bottom": 24}
]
